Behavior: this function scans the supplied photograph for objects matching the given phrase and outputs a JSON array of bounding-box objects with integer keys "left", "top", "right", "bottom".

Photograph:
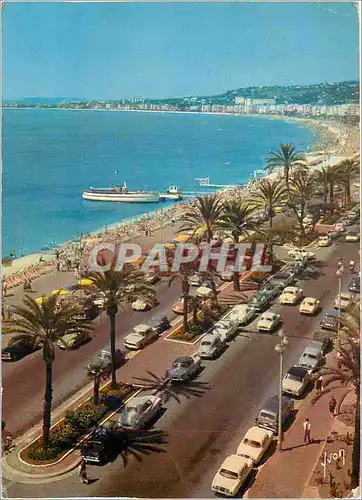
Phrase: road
[{"left": 4, "top": 235, "right": 359, "bottom": 498}]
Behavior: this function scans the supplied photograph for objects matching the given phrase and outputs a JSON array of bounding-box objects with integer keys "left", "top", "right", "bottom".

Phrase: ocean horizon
[{"left": 2, "top": 108, "right": 317, "bottom": 257}]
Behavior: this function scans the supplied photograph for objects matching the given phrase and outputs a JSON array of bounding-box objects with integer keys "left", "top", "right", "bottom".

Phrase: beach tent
[
  {"left": 174, "top": 234, "right": 190, "bottom": 243},
  {"left": 51, "top": 289, "right": 69, "bottom": 296},
  {"left": 35, "top": 296, "right": 48, "bottom": 305},
  {"left": 79, "top": 278, "right": 94, "bottom": 287}
]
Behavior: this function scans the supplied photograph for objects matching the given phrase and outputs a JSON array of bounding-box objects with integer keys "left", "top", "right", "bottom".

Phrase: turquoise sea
[{"left": 2, "top": 109, "right": 316, "bottom": 256}]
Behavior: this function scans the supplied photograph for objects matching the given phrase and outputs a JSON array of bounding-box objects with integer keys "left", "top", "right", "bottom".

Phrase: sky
[{"left": 2, "top": 1, "right": 359, "bottom": 100}]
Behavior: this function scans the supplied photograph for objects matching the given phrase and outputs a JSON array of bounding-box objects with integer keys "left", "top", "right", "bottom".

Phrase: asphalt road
[{"left": 5, "top": 235, "right": 359, "bottom": 498}]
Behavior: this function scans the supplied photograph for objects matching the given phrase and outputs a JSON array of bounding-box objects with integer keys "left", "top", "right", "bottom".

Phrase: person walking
[
  {"left": 303, "top": 418, "right": 312, "bottom": 444},
  {"left": 329, "top": 395, "right": 337, "bottom": 416},
  {"left": 78, "top": 458, "right": 89, "bottom": 484},
  {"left": 315, "top": 375, "right": 324, "bottom": 393}
]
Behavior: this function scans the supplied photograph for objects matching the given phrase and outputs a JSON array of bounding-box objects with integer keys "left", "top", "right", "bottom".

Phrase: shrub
[
  {"left": 65, "top": 402, "right": 107, "bottom": 431},
  {"left": 99, "top": 382, "right": 132, "bottom": 399},
  {"left": 50, "top": 423, "right": 78, "bottom": 450},
  {"left": 28, "top": 444, "right": 61, "bottom": 461}
]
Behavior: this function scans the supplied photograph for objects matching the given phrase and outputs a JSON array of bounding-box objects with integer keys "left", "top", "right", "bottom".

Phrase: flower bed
[{"left": 20, "top": 382, "right": 134, "bottom": 464}]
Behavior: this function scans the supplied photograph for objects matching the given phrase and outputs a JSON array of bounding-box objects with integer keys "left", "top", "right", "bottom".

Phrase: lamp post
[
  {"left": 274, "top": 330, "right": 289, "bottom": 452},
  {"left": 336, "top": 265, "right": 344, "bottom": 335}
]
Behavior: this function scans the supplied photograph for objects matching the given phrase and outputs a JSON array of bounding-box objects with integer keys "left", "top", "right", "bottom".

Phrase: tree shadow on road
[{"left": 114, "top": 428, "right": 169, "bottom": 468}]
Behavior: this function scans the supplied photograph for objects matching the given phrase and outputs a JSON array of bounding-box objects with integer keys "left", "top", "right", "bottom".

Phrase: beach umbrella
[
  {"left": 79, "top": 278, "right": 94, "bottom": 287},
  {"left": 175, "top": 234, "right": 190, "bottom": 243},
  {"left": 51, "top": 289, "right": 69, "bottom": 296},
  {"left": 35, "top": 296, "right": 47, "bottom": 305}
]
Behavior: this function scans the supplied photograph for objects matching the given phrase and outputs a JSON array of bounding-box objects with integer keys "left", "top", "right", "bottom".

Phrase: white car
[
  {"left": 118, "top": 395, "right": 163, "bottom": 430},
  {"left": 190, "top": 273, "right": 203, "bottom": 286},
  {"left": 123, "top": 324, "right": 159, "bottom": 350},
  {"left": 198, "top": 334, "right": 225, "bottom": 359},
  {"left": 196, "top": 286, "right": 213, "bottom": 298},
  {"left": 211, "top": 454, "right": 254, "bottom": 497},
  {"left": 334, "top": 292, "right": 353, "bottom": 311},
  {"left": 228, "top": 304, "right": 256, "bottom": 325},
  {"left": 318, "top": 235, "right": 332, "bottom": 247},
  {"left": 280, "top": 286, "right": 303, "bottom": 305},
  {"left": 345, "top": 231, "right": 360, "bottom": 242},
  {"left": 257, "top": 312, "right": 281, "bottom": 332},
  {"left": 236, "top": 426, "right": 274, "bottom": 464},
  {"left": 335, "top": 222, "right": 346, "bottom": 233},
  {"left": 132, "top": 297, "right": 158, "bottom": 311},
  {"left": 211, "top": 319, "right": 238, "bottom": 342},
  {"left": 299, "top": 297, "right": 321, "bottom": 315},
  {"left": 287, "top": 248, "right": 315, "bottom": 261},
  {"left": 282, "top": 365, "right": 310, "bottom": 397}
]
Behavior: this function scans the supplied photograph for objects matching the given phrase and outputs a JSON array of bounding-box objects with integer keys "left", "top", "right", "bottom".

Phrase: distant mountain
[{"left": 3, "top": 97, "right": 83, "bottom": 104}]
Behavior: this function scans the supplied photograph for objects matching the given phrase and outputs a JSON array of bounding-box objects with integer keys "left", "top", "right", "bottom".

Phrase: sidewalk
[{"left": 247, "top": 381, "right": 353, "bottom": 498}]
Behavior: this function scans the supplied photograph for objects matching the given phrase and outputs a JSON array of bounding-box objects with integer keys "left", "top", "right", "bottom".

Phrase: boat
[
  {"left": 159, "top": 186, "right": 183, "bottom": 201},
  {"left": 82, "top": 182, "right": 160, "bottom": 203}
]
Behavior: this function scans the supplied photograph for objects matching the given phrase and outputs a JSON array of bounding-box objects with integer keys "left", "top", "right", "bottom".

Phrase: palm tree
[
  {"left": 85, "top": 360, "right": 111, "bottom": 406},
  {"left": 314, "top": 166, "right": 337, "bottom": 216},
  {"left": 168, "top": 262, "right": 195, "bottom": 333},
  {"left": 336, "top": 159, "right": 359, "bottom": 204},
  {"left": 89, "top": 266, "right": 155, "bottom": 389},
  {"left": 312, "top": 304, "right": 360, "bottom": 488},
  {"left": 265, "top": 143, "right": 306, "bottom": 187},
  {"left": 249, "top": 178, "right": 289, "bottom": 228},
  {"left": 218, "top": 201, "right": 259, "bottom": 291},
  {"left": 3, "top": 294, "right": 92, "bottom": 451},
  {"left": 288, "top": 170, "right": 316, "bottom": 237},
  {"left": 179, "top": 194, "right": 224, "bottom": 243}
]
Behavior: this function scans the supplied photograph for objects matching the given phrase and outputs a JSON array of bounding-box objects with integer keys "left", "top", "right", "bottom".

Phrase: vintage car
[
  {"left": 2, "top": 337, "right": 40, "bottom": 361},
  {"left": 269, "top": 271, "right": 295, "bottom": 290},
  {"left": 258, "top": 282, "right": 281, "bottom": 301},
  {"left": 211, "top": 318, "right": 239, "bottom": 342},
  {"left": 236, "top": 426, "right": 274, "bottom": 464},
  {"left": 333, "top": 292, "right": 353, "bottom": 312},
  {"left": 132, "top": 296, "right": 159, "bottom": 311},
  {"left": 117, "top": 395, "right": 163, "bottom": 430},
  {"left": 198, "top": 334, "right": 225, "bottom": 359},
  {"left": 166, "top": 354, "right": 201, "bottom": 382},
  {"left": 282, "top": 365, "right": 310, "bottom": 397},
  {"left": 172, "top": 297, "right": 191, "bottom": 314},
  {"left": 320, "top": 309, "right": 338, "bottom": 331},
  {"left": 123, "top": 324, "right": 158, "bottom": 350},
  {"left": 148, "top": 315, "right": 171, "bottom": 334},
  {"left": 81, "top": 425, "right": 115, "bottom": 465},
  {"left": 318, "top": 235, "right": 332, "bottom": 247},
  {"left": 248, "top": 293, "right": 270, "bottom": 313},
  {"left": 298, "top": 341, "right": 325, "bottom": 371},
  {"left": 287, "top": 248, "right": 315, "bottom": 260},
  {"left": 211, "top": 454, "right": 253, "bottom": 497},
  {"left": 220, "top": 266, "right": 234, "bottom": 282},
  {"left": 299, "top": 297, "right": 321, "bottom": 315},
  {"left": 228, "top": 304, "right": 256, "bottom": 325},
  {"left": 345, "top": 231, "right": 360, "bottom": 242},
  {"left": 257, "top": 312, "right": 281, "bottom": 332},
  {"left": 279, "top": 286, "right": 303, "bottom": 305},
  {"left": 89, "top": 346, "right": 125, "bottom": 371},
  {"left": 348, "top": 276, "right": 360, "bottom": 293},
  {"left": 57, "top": 331, "right": 91, "bottom": 349},
  {"left": 196, "top": 285, "right": 214, "bottom": 299},
  {"left": 144, "top": 272, "right": 161, "bottom": 285},
  {"left": 190, "top": 273, "right": 203, "bottom": 286}
]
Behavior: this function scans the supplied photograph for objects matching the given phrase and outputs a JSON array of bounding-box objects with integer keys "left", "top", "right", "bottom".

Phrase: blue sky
[{"left": 2, "top": 2, "right": 359, "bottom": 100}]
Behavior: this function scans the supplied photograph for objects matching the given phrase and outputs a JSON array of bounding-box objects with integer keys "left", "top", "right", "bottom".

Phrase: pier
[{"left": 195, "top": 177, "right": 237, "bottom": 189}]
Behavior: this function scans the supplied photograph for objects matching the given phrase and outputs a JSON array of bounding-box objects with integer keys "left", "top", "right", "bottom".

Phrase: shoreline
[{"left": 2, "top": 113, "right": 356, "bottom": 280}]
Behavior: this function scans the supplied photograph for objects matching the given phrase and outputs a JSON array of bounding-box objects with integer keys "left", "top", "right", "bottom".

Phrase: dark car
[
  {"left": 269, "top": 271, "right": 294, "bottom": 290},
  {"left": 285, "top": 261, "right": 306, "bottom": 276},
  {"left": 89, "top": 346, "right": 125, "bottom": 371},
  {"left": 348, "top": 276, "right": 360, "bottom": 293},
  {"left": 2, "top": 337, "right": 39, "bottom": 361},
  {"left": 81, "top": 426, "right": 115, "bottom": 465},
  {"left": 258, "top": 282, "right": 281, "bottom": 301},
  {"left": 148, "top": 315, "right": 171, "bottom": 334},
  {"left": 249, "top": 293, "right": 271, "bottom": 312},
  {"left": 319, "top": 309, "right": 338, "bottom": 331}
]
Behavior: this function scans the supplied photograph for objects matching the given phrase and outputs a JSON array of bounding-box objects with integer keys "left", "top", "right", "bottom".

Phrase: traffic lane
[{"left": 2, "top": 278, "right": 182, "bottom": 437}]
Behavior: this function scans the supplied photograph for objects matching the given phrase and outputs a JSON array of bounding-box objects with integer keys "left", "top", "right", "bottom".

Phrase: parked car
[
  {"left": 236, "top": 426, "right": 273, "bottom": 464},
  {"left": 345, "top": 231, "right": 360, "bottom": 242},
  {"left": 228, "top": 304, "right": 256, "bottom": 325},
  {"left": 167, "top": 354, "right": 201, "bottom": 382},
  {"left": 269, "top": 271, "right": 295, "bottom": 290},
  {"left": 89, "top": 346, "right": 125, "bottom": 371},
  {"left": 190, "top": 273, "right": 203, "bottom": 286},
  {"left": 341, "top": 217, "right": 355, "bottom": 227},
  {"left": 318, "top": 235, "right": 332, "bottom": 247},
  {"left": 255, "top": 395, "right": 294, "bottom": 434},
  {"left": 335, "top": 222, "right": 346, "bottom": 233},
  {"left": 320, "top": 309, "right": 338, "bottom": 331},
  {"left": 172, "top": 296, "right": 191, "bottom": 314},
  {"left": 2, "top": 337, "right": 40, "bottom": 361},
  {"left": 132, "top": 296, "right": 159, "bottom": 311},
  {"left": 287, "top": 249, "right": 315, "bottom": 261},
  {"left": 148, "top": 315, "right": 170, "bottom": 334},
  {"left": 284, "top": 261, "right": 306, "bottom": 277},
  {"left": 257, "top": 312, "right": 281, "bottom": 332},
  {"left": 212, "top": 318, "right": 239, "bottom": 342},
  {"left": 333, "top": 292, "right": 353, "bottom": 312},
  {"left": 220, "top": 267, "right": 234, "bottom": 282},
  {"left": 57, "top": 331, "right": 91, "bottom": 349},
  {"left": 348, "top": 276, "right": 360, "bottom": 293},
  {"left": 117, "top": 395, "right": 163, "bottom": 430},
  {"left": 249, "top": 293, "right": 270, "bottom": 312},
  {"left": 123, "top": 324, "right": 159, "bottom": 350},
  {"left": 196, "top": 285, "right": 213, "bottom": 299},
  {"left": 282, "top": 365, "right": 310, "bottom": 397},
  {"left": 299, "top": 297, "right": 321, "bottom": 315},
  {"left": 258, "top": 282, "right": 281, "bottom": 301},
  {"left": 144, "top": 272, "right": 161, "bottom": 285},
  {"left": 198, "top": 334, "right": 225, "bottom": 359},
  {"left": 279, "top": 286, "right": 303, "bottom": 305},
  {"left": 298, "top": 341, "right": 325, "bottom": 371},
  {"left": 81, "top": 425, "right": 114, "bottom": 465},
  {"left": 211, "top": 454, "right": 254, "bottom": 497}
]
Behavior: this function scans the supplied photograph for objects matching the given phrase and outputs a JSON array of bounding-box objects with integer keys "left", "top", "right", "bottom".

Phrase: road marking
[{"left": 125, "top": 350, "right": 140, "bottom": 360}]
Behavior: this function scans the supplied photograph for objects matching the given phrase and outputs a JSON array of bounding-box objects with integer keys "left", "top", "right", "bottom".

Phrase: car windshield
[
  {"left": 243, "top": 438, "right": 261, "bottom": 448},
  {"left": 219, "top": 469, "right": 239, "bottom": 480},
  {"left": 303, "top": 353, "right": 317, "bottom": 360},
  {"left": 174, "top": 362, "right": 188, "bottom": 369},
  {"left": 286, "top": 373, "right": 303, "bottom": 382},
  {"left": 126, "top": 407, "right": 138, "bottom": 413},
  {"left": 306, "top": 301, "right": 314, "bottom": 306},
  {"left": 263, "top": 317, "right": 272, "bottom": 322},
  {"left": 259, "top": 411, "right": 275, "bottom": 420},
  {"left": 202, "top": 341, "right": 211, "bottom": 346},
  {"left": 285, "top": 290, "right": 295, "bottom": 295}
]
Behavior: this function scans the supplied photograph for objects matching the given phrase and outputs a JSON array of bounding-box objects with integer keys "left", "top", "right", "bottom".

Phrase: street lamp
[
  {"left": 274, "top": 330, "right": 289, "bottom": 452},
  {"left": 336, "top": 265, "right": 345, "bottom": 335}
]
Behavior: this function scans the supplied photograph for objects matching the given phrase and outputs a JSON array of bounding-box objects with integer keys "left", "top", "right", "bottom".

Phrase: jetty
[{"left": 195, "top": 177, "right": 237, "bottom": 189}]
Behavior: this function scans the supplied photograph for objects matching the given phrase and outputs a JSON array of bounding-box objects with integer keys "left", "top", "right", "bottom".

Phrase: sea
[{"left": 2, "top": 109, "right": 317, "bottom": 257}]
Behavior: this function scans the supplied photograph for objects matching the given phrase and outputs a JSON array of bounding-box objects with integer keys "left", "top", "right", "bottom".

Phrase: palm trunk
[
  {"left": 94, "top": 377, "right": 100, "bottom": 406},
  {"left": 109, "top": 310, "right": 117, "bottom": 389},
  {"left": 329, "top": 182, "right": 334, "bottom": 207},
  {"left": 192, "top": 304, "right": 198, "bottom": 325},
  {"left": 183, "top": 294, "right": 189, "bottom": 332},
  {"left": 233, "top": 271, "right": 240, "bottom": 291},
  {"left": 323, "top": 187, "right": 328, "bottom": 217},
  {"left": 351, "top": 389, "right": 360, "bottom": 488},
  {"left": 285, "top": 167, "right": 289, "bottom": 189},
  {"left": 346, "top": 181, "right": 351, "bottom": 203},
  {"left": 269, "top": 207, "right": 273, "bottom": 228},
  {"left": 42, "top": 361, "right": 53, "bottom": 451}
]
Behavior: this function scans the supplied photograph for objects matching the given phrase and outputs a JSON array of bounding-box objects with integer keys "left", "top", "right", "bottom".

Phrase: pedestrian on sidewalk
[
  {"left": 303, "top": 418, "right": 312, "bottom": 444},
  {"left": 78, "top": 458, "right": 89, "bottom": 484},
  {"left": 329, "top": 395, "right": 337, "bottom": 416},
  {"left": 316, "top": 375, "right": 324, "bottom": 393}
]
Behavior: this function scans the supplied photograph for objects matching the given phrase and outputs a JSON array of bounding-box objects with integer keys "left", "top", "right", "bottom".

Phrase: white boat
[
  {"left": 82, "top": 182, "right": 160, "bottom": 203},
  {"left": 159, "top": 186, "right": 183, "bottom": 201}
]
